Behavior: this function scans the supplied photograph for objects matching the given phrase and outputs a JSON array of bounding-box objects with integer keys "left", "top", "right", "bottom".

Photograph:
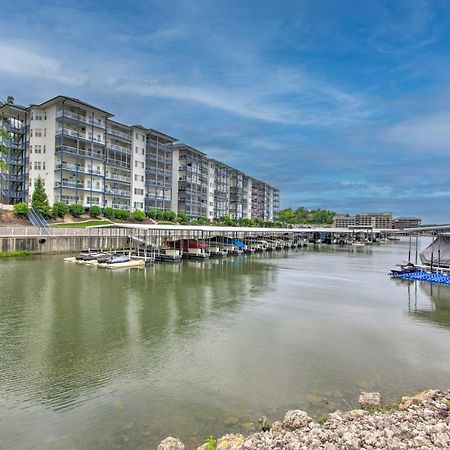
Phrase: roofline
[
  {"left": 173, "top": 143, "right": 206, "bottom": 156},
  {"left": 405, "top": 225, "right": 450, "bottom": 232},
  {"left": 36, "top": 95, "right": 114, "bottom": 117},
  {"left": 147, "top": 128, "right": 178, "bottom": 142}
]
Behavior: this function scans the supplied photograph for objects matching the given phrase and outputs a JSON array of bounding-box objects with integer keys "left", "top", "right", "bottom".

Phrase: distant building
[
  {"left": 333, "top": 215, "right": 356, "bottom": 228},
  {"left": 356, "top": 212, "right": 392, "bottom": 229},
  {"left": 333, "top": 212, "right": 393, "bottom": 229},
  {"left": 393, "top": 217, "right": 422, "bottom": 229}
]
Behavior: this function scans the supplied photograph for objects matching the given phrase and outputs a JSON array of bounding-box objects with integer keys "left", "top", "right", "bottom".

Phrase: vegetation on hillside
[{"left": 277, "top": 207, "right": 335, "bottom": 225}]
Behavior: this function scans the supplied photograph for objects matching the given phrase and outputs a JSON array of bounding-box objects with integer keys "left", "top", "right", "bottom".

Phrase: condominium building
[
  {"left": 0, "top": 95, "right": 279, "bottom": 221},
  {"left": 392, "top": 217, "right": 422, "bottom": 229},
  {"left": 333, "top": 212, "right": 393, "bottom": 229}
]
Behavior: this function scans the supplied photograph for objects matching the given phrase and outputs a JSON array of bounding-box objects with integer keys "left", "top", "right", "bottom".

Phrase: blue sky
[{"left": 1, "top": 0, "right": 449, "bottom": 222}]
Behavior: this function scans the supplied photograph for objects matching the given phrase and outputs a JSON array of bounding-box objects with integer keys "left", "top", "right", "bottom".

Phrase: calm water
[{"left": 0, "top": 240, "right": 449, "bottom": 449}]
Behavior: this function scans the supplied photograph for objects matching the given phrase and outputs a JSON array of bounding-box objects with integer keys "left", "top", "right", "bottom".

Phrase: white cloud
[{"left": 383, "top": 112, "right": 450, "bottom": 151}]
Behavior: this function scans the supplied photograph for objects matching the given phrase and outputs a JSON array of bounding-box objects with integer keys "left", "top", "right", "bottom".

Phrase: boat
[
  {"left": 352, "top": 242, "right": 366, "bottom": 248},
  {"left": 167, "top": 240, "right": 209, "bottom": 259},
  {"left": 390, "top": 262, "right": 418, "bottom": 275}
]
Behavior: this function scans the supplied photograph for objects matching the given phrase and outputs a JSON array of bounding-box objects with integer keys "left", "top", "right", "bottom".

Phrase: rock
[
  {"left": 359, "top": 392, "right": 382, "bottom": 409},
  {"left": 398, "top": 389, "right": 440, "bottom": 410},
  {"left": 270, "top": 421, "right": 283, "bottom": 433},
  {"left": 158, "top": 437, "right": 185, "bottom": 450},
  {"left": 224, "top": 416, "right": 240, "bottom": 426},
  {"left": 307, "top": 394, "right": 329, "bottom": 407},
  {"left": 342, "top": 431, "right": 360, "bottom": 450},
  {"left": 283, "top": 410, "right": 312, "bottom": 430},
  {"left": 216, "top": 434, "right": 245, "bottom": 450},
  {"left": 343, "top": 409, "right": 369, "bottom": 421}
]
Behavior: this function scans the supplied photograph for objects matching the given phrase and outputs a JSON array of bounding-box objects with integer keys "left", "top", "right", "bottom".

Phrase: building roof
[
  {"left": 35, "top": 95, "right": 114, "bottom": 116},
  {"left": 173, "top": 143, "right": 206, "bottom": 156}
]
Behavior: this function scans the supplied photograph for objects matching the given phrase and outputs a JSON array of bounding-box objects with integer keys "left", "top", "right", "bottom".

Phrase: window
[
  {"left": 35, "top": 129, "right": 42, "bottom": 137},
  {"left": 44, "top": 128, "right": 46, "bottom": 137},
  {"left": 30, "top": 145, "right": 33, "bottom": 153},
  {"left": 43, "top": 145, "right": 46, "bottom": 154},
  {"left": 34, "top": 162, "right": 41, "bottom": 170},
  {"left": 134, "top": 188, "right": 144, "bottom": 195},
  {"left": 43, "top": 162, "right": 46, "bottom": 170},
  {"left": 134, "top": 202, "right": 143, "bottom": 209},
  {"left": 30, "top": 129, "right": 33, "bottom": 137},
  {"left": 35, "top": 145, "right": 42, "bottom": 153}
]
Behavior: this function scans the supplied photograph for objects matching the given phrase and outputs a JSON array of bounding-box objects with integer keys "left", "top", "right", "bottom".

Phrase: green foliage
[
  {"left": 13, "top": 202, "right": 29, "bottom": 216},
  {"left": 131, "top": 209, "right": 146, "bottom": 221},
  {"left": 0, "top": 250, "right": 30, "bottom": 258},
  {"left": 69, "top": 203, "right": 85, "bottom": 217},
  {"left": 103, "top": 207, "right": 115, "bottom": 219},
  {"left": 0, "top": 128, "right": 9, "bottom": 170},
  {"left": 89, "top": 205, "right": 102, "bottom": 218},
  {"left": 219, "top": 215, "right": 237, "bottom": 226},
  {"left": 114, "top": 209, "right": 130, "bottom": 220},
  {"left": 203, "top": 435, "right": 216, "bottom": 450},
  {"left": 176, "top": 212, "right": 188, "bottom": 224},
  {"left": 51, "top": 220, "right": 111, "bottom": 228},
  {"left": 31, "top": 177, "right": 51, "bottom": 218},
  {"left": 277, "top": 207, "right": 335, "bottom": 225},
  {"left": 52, "top": 202, "right": 69, "bottom": 217},
  {"left": 191, "top": 217, "right": 210, "bottom": 225},
  {"left": 146, "top": 208, "right": 158, "bottom": 219}
]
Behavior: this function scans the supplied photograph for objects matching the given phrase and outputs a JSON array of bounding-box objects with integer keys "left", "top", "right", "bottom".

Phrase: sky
[{"left": 1, "top": 0, "right": 449, "bottom": 223}]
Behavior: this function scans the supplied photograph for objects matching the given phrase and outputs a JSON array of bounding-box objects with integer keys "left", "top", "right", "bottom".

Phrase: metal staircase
[{"left": 28, "top": 207, "right": 50, "bottom": 234}]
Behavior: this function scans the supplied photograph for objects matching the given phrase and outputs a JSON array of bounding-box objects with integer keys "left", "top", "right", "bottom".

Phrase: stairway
[{"left": 28, "top": 207, "right": 50, "bottom": 234}]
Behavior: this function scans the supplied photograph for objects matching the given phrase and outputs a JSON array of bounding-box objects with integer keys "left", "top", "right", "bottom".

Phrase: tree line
[{"left": 276, "top": 207, "right": 335, "bottom": 224}]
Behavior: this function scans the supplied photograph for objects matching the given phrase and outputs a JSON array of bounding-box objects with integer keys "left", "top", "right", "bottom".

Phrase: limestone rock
[
  {"left": 359, "top": 392, "right": 382, "bottom": 409},
  {"left": 398, "top": 389, "right": 440, "bottom": 410},
  {"left": 216, "top": 434, "right": 245, "bottom": 450},
  {"left": 158, "top": 437, "right": 185, "bottom": 450},
  {"left": 282, "top": 410, "right": 312, "bottom": 430}
]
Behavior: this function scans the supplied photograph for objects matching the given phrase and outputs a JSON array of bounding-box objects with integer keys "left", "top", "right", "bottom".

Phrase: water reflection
[{"left": 404, "top": 280, "right": 450, "bottom": 329}]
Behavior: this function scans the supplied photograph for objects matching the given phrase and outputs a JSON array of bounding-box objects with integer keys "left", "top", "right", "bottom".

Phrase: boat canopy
[
  {"left": 420, "top": 236, "right": 450, "bottom": 266},
  {"left": 210, "top": 236, "right": 245, "bottom": 249}
]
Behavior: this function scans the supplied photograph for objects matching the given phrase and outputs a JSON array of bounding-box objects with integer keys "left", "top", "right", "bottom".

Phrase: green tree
[
  {"left": 31, "top": 177, "right": 51, "bottom": 217},
  {"left": 52, "top": 202, "right": 69, "bottom": 217},
  {"left": 176, "top": 212, "right": 188, "bottom": 224}
]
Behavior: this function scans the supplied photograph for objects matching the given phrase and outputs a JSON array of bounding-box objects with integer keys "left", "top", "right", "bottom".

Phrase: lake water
[{"left": 0, "top": 240, "right": 449, "bottom": 449}]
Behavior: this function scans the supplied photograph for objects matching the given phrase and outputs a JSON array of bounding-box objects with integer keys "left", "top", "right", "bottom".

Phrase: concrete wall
[{"left": 0, "top": 235, "right": 128, "bottom": 254}]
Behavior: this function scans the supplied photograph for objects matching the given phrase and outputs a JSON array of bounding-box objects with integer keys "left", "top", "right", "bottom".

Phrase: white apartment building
[{"left": 1, "top": 95, "right": 279, "bottom": 220}]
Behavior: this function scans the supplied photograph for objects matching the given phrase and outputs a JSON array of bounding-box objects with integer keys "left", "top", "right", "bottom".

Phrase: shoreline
[{"left": 158, "top": 389, "right": 450, "bottom": 450}]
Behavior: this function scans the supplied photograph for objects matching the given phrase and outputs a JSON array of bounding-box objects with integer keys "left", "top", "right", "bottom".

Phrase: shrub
[
  {"left": 89, "top": 205, "right": 102, "bottom": 218},
  {"left": 176, "top": 212, "right": 188, "bottom": 224},
  {"left": 161, "top": 210, "right": 177, "bottom": 221},
  {"left": 146, "top": 209, "right": 158, "bottom": 219},
  {"left": 103, "top": 207, "right": 114, "bottom": 219},
  {"left": 13, "top": 202, "right": 29, "bottom": 216},
  {"left": 131, "top": 209, "right": 146, "bottom": 221},
  {"left": 69, "top": 204, "right": 85, "bottom": 217},
  {"left": 52, "top": 202, "right": 69, "bottom": 217},
  {"left": 114, "top": 209, "right": 129, "bottom": 220}
]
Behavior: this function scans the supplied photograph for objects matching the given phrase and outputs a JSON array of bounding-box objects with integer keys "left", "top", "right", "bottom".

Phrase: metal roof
[{"left": 113, "top": 224, "right": 397, "bottom": 234}]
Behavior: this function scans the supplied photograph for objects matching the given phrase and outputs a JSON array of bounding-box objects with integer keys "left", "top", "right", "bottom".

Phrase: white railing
[
  {"left": 0, "top": 227, "right": 127, "bottom": 237},
  {"left": 107, "top": 128, "right": 131, "bottom": 140},
  {"left": 107, "top": 142, "right": 130, "bottom": 153}
]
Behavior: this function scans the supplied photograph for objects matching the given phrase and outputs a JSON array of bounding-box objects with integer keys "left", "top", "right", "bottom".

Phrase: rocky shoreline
[{"left": 158, "top": 389, "right": 450, "bottom": 449}]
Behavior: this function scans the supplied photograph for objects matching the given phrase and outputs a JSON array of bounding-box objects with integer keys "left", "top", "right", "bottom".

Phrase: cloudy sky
[{"left": 1, "top": 0, "right": 449, "bottom": 222}]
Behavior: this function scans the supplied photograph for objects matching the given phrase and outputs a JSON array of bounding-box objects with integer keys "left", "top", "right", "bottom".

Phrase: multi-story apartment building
[
  {"left": 333, "top": 212, "right": 393, "bottom": 228},
  {"left": 333, "top": 215, "right": 357, "bottom": 228},
  {"left": 392, "top": 217, "right": 422, "bottom": 229},
  {"left": 0, "top": 95, "right": 279, "bottom": 221},
  {"left": 175, "top": 144, "right": 208, "bottom": 218}
]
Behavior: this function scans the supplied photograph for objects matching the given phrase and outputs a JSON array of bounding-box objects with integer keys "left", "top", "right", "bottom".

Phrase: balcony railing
[
  {"left": 56, "top": 128, "right": 105, "bottom": 143},
  {"left": 105, "top": 188, "right": 130, "bottom": 197},
  {"left": 55, "top": 181, "right": 104, "bottom": 192},
  {"left": 106, "top": 160, "right": 131, "bottom": 170},
  {"left": 55, "top": 145, "right": 105, "bottom": 160},
  {"left": 105, "top": 173, "right": 130, "bottom": 183},
  {"left": 55, "top": 164, "right": 103, "bottom": 176},
  {"left": 107, "top": 128, "right": 131, "bottom": 141},
  {"left": 56, "top": 111, "right": 105, "bottom": 128},
  {"left": 107, "top": 142, "right": 131, "bottom": 154}
]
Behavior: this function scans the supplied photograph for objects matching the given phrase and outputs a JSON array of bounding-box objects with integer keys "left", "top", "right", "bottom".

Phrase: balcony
[
  {"left": 106, "top": 159, "right": 131, "bottom": 170},
  {"left": 56, "top": 145, "right": 105, "bottom": 161},
  {"left": 107, "top": 142, "right": 130, "bottom": 154},
  {"left": 55, "top": 181, "right": 104, "bottom": 192},
  {"left": 55, "top": 163, "right": 103, "bottom": 176},
  {"left": 105, "top": 173, "right": 131, "bottom": 183},
  {"left": 107, "top": 128, "right": 131, "bottom": 141},
  {"left": 56, "top": 110, "right": 105, "bottom": 129},
  {"left": 111, "top": 203, "right": 129, "bottom": 210},
  {"left": 105, "top": 188, "right": 130, "bottom": 197},
  {"left": 56, "top": 128, "right": 105, "bottom": 144}
]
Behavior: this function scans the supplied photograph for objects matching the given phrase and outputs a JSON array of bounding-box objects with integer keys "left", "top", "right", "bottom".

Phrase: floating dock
[{"left": 391, "top": 270, "right": 450, "bottom": 286}]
